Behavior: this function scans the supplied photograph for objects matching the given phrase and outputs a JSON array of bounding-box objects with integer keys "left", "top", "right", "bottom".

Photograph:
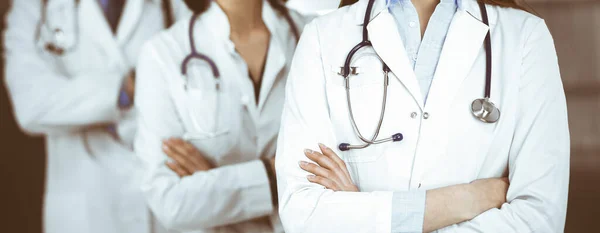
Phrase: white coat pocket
[{"left": 182, "top": 88, "right": 238, "bottom": 159}]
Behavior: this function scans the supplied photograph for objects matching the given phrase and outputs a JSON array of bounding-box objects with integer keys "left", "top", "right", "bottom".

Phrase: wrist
[
  {"left": 461, "top": 183, "right": 483, "bottom": 220},
  {"left": 118, "top": 70, "right": 135, "bottom": 109},
  {"left": 454, "top": 184, "right": 480, "bottom": 222}
]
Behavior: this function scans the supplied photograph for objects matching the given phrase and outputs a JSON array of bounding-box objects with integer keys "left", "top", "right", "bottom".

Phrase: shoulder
[
  {"left": 490, "top": 5, "right": 552, "bottom": 46},
  {"left": 308, "top": 3, "right": 360, "bottom": 30},
  {"left": 138, "top": 17, "right": 191, "bottom": 70}
]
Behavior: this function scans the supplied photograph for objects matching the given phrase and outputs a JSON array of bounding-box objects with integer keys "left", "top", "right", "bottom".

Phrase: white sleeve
[
  {"left": 276, "top": 21, "right": 394, "bottom": 233},
  {"left": 3, "top": 0, "right": 125, "bottom": 135},
  {"left": 437, "top": 19, "right": 569, "bottom": 233},
  {"left": 134, "top": 43, "right": 273, "bottom": 232}
]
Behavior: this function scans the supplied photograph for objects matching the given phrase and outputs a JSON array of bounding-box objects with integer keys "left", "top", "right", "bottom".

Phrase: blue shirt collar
[{"left": 387, "top": 0, "right": 458, "bottom": 6}]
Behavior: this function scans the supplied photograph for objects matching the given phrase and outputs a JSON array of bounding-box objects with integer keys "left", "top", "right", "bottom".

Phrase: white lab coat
[
  {"left": 276, "top": 0, "right": 570, "bottom": 232},
  {"left": 134, "top": 2, "right": 309, "bottom": 233},
  {"left": 4, "top": 0, "right": 189, "bottom": 233}
]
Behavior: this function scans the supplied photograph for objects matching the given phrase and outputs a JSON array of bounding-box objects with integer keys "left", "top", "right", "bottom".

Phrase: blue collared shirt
[
  {"left": 387, "top": 0, "right": 458, "bottom": 232},
  {"left": 388, "top": 0, "right": 457, "bottom": 104}
]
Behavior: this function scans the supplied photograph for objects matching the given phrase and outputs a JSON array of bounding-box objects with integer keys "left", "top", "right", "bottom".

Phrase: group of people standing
[{"left": 3, "top": 0, "right": 570, "bottom": 233}]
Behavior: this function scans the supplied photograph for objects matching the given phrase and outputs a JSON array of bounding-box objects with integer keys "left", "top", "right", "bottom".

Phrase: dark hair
[
  {"left": 182, "top": 0, "right": 211, "bottom": 13},
  {"left": 339, "top": 0, "right": 532, "bottom": 12}
]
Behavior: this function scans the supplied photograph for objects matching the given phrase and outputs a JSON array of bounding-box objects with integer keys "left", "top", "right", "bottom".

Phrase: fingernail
[
  {"left": 307, "top": 175, "right": 316, "bottom": 180},
  {"left": 298, "top": 161, "right": 308, "bottom": 166},
  {"left": 162, "top": 144, "right": 169, "bottom": 151},
  {"left": 304, "top": 149, "right": 313, "bottom": 154},
  {"left": 318, "top": 143, "right": 327, "bottom": 149}
]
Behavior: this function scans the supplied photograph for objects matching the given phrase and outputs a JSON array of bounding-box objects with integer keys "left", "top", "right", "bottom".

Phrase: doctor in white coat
[
  {"left": 3, "top": 0, "right": 188, "bottom": 232},
  {"left": 276, "top": 0, "right": 569, "bottom": 232},
  {"left": 134, "top": 0, "right": 309, "bottom": 232}
]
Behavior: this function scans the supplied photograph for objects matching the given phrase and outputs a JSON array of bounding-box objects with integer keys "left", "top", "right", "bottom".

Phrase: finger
[
  {"left": 312, "top": 145, "right": 350, "bottom": 186},
  {"left": 307, "top": 175, "right": 339, "bottom": 191},
  {"left": 318, "top": 143, "right": 352, "bottom": 181},
  {"left": 171, "top": 138, "right": 213, "bottom": 170},
  {"left": 163, "top": 140, "right": 197, "bottom": 173},
  {"left": 304, "top": 149, "right": 339, "bottom": 171},
  {"left": 166, "top": 161, "right": 191, "bottom": 177},
  {"left": 299, "top": 161, "right": 334, "bottom": 179}
]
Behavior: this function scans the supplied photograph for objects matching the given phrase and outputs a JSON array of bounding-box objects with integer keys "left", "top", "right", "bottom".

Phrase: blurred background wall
[
  {"left": 0, "top": 0, "right": 45, "bottom": 232},
  {"left": 1, "top": 0, "right": 598, "bottom": 232},
  {"left": 530, "top": 0, "right": 600, "bottom": 232}
]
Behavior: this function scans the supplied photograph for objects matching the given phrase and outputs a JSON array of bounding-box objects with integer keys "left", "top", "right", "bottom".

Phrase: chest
[
  {"left": 166, "top": 47, "right": 287, "bottom": 165},
  {"left": 231, "top": 28, "right": 272, "bottom": 84},
  {"left": 319, "top": 25, "right": 523, "bottom": 192},
  {"left": 37, "top": 0, "right": 166, "bottom": 76}
]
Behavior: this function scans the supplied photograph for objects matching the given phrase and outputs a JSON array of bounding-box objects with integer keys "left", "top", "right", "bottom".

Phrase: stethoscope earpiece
[{"left": 471, "top": 98, "right": 500, "bottom": 123}]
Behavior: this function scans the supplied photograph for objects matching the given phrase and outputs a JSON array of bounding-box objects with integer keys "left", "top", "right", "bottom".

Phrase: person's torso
[
  {"left": 313, "top": 0, "right": 539, "bottom": 195},
  {"left": 142, "top": 2, "right": 306, "bottom": 232},
  {"left": 38, "top": 0, "right": 184, "bottom": 232}
]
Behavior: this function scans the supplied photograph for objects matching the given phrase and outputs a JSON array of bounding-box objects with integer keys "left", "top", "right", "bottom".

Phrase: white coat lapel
[
  {"left": 367, "top": 11, "right": 424, "bottom": 109},
  {"left": 116, "top": 0, "right": 144, "bottom": 44},
  {"left": 79, "top": 0, "right": 124, "bottom": 64},
  {"left": 258, "top": 39, "right": 285, "bottom": 111},
  {"left": 258, "top": 2, "right": 286, "bottom": 111},
  {"left": 424, "top": 9, "right": 489, "bottom": 111},
  {"left": 410, "top": 7, "right": 490, "bottom": 184}
]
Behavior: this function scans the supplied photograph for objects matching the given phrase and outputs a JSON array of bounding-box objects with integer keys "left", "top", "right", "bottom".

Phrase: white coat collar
[
  {"left": 201, "top": 1, "right": 285, "bottom": 52},
  {"left": 353, "top": 0, "right": 497, "bottom": 26},
  {"left": 199, "top": 0, "right": 290, "bottom": 113},
  {"left": 363, "top": 0, "right": 490, "bottom": 109}
]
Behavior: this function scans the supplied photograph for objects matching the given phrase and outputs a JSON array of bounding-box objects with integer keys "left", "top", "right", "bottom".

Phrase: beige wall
[{"left": 529, "top": 0, "right": 600, "bottom": 232}]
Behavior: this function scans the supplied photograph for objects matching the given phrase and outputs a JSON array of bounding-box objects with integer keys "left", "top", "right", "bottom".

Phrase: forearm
[
  {"left": 422, "top": 184, "right": 476, "bottom": 233},
  {"left": 6, "top": 70, "right": 125, "bottom": 135},
  {"left": 143, "top": 159, "right": 274, "bottom": 231}
]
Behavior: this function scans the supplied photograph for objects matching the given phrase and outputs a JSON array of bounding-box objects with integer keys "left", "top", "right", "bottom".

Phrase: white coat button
[
  {"left": 410, "top": 112, "right": 418, "bottom": 119},
  {"left": 409, "top": 21, "right": 417, "bottom": 28},
  {"left": 423, "top": 112, "right": 430, "bottom": 119}
]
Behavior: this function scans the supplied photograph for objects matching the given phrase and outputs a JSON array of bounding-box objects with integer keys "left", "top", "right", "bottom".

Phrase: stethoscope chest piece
[
  {"left": 45, "top": 28, "right": 67, "bottom": 55},
  {"left": 471, "top": 98, "right": 500, "bottom": 123}
]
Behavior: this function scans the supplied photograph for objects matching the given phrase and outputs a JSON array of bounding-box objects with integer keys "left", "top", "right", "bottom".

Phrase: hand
[
  {"left": 124, "top": 70, "right": 136, "bottom": 99},
  {"left": 269, "top": 157, "right": 276, "bottom": 176},
  {"left": 299, "top": 143, "right": 358, "bottom": 192},
  {"left": 466, "top": 177, "right": 509, "bottom": 219},
  {"left": 162, "top": 138, "right": 214, "bottom": 177}
]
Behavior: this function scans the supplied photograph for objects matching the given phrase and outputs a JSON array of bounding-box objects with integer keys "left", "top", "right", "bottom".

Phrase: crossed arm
[{"left": 299, "top": 144, "right": 508, "bottom": 233}]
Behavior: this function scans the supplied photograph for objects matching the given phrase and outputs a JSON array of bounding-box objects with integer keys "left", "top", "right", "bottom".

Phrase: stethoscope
[
  {"left": 36, "top": 0, "right": 175, "bottom": 56},
  {"left": 338, "top": 0, "right": 499, "bottom": 152},
  {"left": 181, "top": 8, "right": 299, "bottom": 139}
]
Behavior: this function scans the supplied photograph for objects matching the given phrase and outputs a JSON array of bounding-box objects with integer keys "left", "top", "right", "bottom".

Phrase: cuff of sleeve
[
  {"left": 237, "top": 160, "right": 274, "bottom": 217},
  {"left": 391, "top": 190, "right": 426, "bottom": 233}
]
